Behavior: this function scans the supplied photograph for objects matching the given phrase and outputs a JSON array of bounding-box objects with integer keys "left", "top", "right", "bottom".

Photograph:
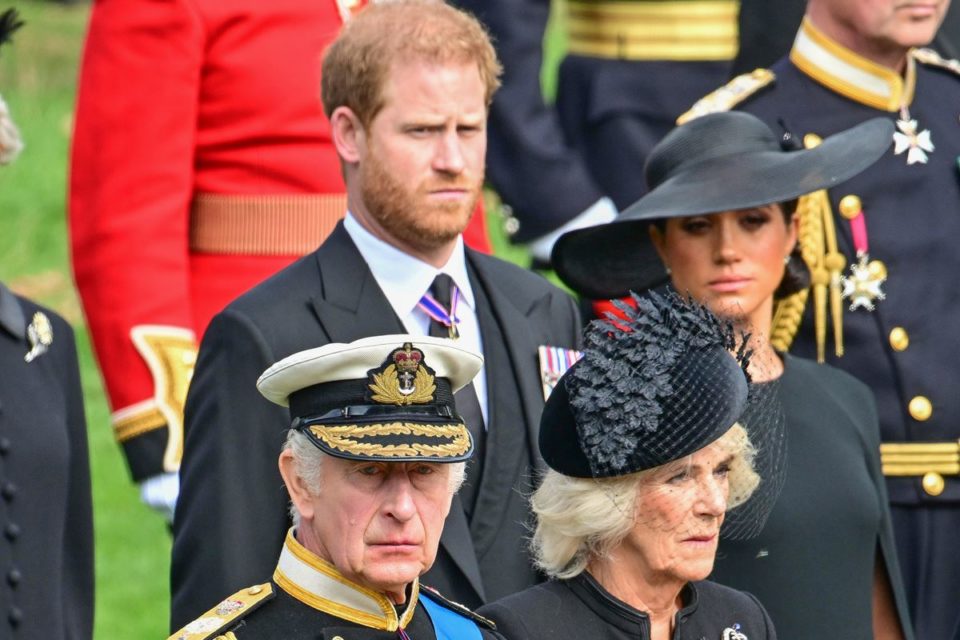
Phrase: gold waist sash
[
  {"left": 566, "top": 0, "right": 739, "bottom": 61},
  {"left": 189, "top": 193, "right": 346, "bottom": 256}
]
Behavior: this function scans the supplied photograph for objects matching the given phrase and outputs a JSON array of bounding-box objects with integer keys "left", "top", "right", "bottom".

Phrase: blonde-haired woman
[{"left": 480, "top": 292, "right": 780, "bottom": 640}]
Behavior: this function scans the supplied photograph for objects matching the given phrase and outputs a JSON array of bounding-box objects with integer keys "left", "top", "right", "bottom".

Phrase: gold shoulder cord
[{"left": 771, "top": 135, "right": 846, "bottom": 361}]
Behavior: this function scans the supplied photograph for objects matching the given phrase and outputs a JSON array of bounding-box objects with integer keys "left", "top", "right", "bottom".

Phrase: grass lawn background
[{"left": 0, "top": 2, "right": 565, "bottom": 637}]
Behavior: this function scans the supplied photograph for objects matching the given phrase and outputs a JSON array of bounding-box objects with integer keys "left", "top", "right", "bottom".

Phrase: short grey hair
[
  {"left": 530, "top": 423, "right": 759, "bottom": 579},
  {"left": 283, "top": 429, "right": 467, "bottom": 527}
]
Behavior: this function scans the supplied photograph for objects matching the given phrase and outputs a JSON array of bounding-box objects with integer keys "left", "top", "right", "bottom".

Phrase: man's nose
[
  {"left": 432, "top": 130, "right": 466, "bottom": 174},
  {"left": 383, "top": 475, "right": 417, "bottom": 521}
]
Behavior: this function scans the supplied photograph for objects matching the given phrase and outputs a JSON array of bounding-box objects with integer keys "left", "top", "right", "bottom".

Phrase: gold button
[
  {"left": 839, "top": 195, "right": 862, "bottom": 219},
  {"left": 909, "top": 396, "right": 933, "bottom": 421},
  {"left": 889, "top": 327, "right": 909, "bottom": 351},
  {"left": 922, "top": 472, "right": 945, "bottom": 496},
  {"left": 803, "top": 133, "right": 822, "bottom": 148},
  {"left": 247, "top": 585, "right": 263, "bottom": 595},
  {"left": 868, "top": 259, "right": 887, "bottom": 280}
]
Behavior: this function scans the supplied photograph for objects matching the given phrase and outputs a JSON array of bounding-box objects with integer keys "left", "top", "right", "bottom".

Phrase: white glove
[
  {"left": 139, "top": 471, "right": 180, "bottom": 523},
  {"left": 527, "top": 197, "right": 618, "bottom": 264}
]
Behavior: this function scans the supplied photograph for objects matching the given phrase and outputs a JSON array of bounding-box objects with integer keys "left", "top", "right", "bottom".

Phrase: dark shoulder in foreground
[
  {"left": 693, "top": 580, "right": 778, "bottom": 639},
  {"left": 420, "top": 584, "right": 499, "bottom": 631},
  {"left": 783, "top": 354, "right": 875, "bottom": 411}
]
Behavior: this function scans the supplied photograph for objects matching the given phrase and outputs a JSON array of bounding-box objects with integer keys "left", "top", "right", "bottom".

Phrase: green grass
[
  {"left": 1, "top": 3, "right": 171, "bottom": 638},
  {"left": 0, "top": 3, "right": 565, "bottom": 638}
]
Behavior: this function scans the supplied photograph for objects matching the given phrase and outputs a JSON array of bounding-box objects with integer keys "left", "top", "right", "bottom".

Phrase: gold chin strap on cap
[{"left": 771, "top": 133, "right": 846, "bottom": 361}]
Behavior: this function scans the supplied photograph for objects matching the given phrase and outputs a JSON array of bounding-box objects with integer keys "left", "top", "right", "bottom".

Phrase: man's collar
[
  {"left": 790, "top": 16, "right": 916, "bottom": 111},
  {"left": 273, "top": 530, "right": 420, "bottom": 631},
  {"left": 0, "top": 282, "right": 25, "bottom": 340},
  {"left": 343, "top": 212, "right": 475, "bottom": 317}
]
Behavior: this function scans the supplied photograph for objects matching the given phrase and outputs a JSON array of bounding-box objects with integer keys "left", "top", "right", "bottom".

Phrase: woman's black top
[
  {"left": 710, "top": 354, "right": 911, "bottom": 639},
  {"left": 479, "top": 571, "right": 776, "bottom": 640}
]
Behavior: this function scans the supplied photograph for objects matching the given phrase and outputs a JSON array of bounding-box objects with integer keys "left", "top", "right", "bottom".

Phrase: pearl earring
[{"left": 783, "top": 255, "right": 791, "bottom": 266}]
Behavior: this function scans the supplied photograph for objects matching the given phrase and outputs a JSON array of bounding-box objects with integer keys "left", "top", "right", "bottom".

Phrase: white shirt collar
[{"left": 344, "top": 213, "right": 475, "bottom": 317}]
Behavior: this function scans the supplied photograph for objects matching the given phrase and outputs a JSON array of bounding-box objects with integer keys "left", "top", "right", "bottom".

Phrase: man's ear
[
  {"left": 330, "top": 106, "right": 365, "bottom": 165},
  {"left": 279, "top": 449, "right": 316, "bottom": 521}
]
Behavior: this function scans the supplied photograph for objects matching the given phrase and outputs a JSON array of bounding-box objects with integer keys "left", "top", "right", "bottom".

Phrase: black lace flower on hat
[{"left": 564, "top": 290, "right": 752, "bottom": 478}]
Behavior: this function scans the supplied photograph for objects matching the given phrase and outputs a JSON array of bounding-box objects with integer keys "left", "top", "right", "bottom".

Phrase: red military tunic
[{"left": 70, "top": 0, "right": 491, "bottom": 482}]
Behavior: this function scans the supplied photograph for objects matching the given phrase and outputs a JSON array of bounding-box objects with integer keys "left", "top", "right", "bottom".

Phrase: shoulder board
[
  {"left": 911, "top": 47, "right": 960, "bottom": 76},
  {"left": 677, "top": 69, "right": 776, "bottom": 125},
  {"left": 420, "top": 585, "right": 496, "bottom": 630},
  {"left": 168, "top": 583, "right": 275, "bottom": 640}
]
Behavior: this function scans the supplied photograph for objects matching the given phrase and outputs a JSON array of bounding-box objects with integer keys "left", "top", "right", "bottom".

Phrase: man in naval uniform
[
  {"left": 171, "top": 0, "right": 583, "bottom": 629},
  {"left": 682, "top": 0, "right": 960, "bottom": 636},
  {"left": 169, "top": 336, "right": 506, "bottom": 639}
]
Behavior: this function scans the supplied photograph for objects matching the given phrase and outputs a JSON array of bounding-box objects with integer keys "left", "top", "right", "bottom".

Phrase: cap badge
[
  {"left": 24, "top": 311, "right": 53, "bottom": 363},
  {"left": 369, "top": 343, "right": 436, "bottom": 405}
]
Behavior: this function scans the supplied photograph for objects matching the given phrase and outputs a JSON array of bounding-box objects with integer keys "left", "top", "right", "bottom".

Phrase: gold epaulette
[
  {"left": 770, "top": 134, "right": 847, "bottom": 362},
  {"left": 911, "top": 47, "right": 960, "bottom": 75},
  {"left": 168, "top": 584, "right": 274, "bottom": 640},
  {"left": 676, "top": 68, "right": 775, "bottom": 124}
]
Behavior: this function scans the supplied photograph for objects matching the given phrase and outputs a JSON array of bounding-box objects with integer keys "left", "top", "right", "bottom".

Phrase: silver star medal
[
  {"left": 893, "top": 116, "right": 934, "bottom": 165},
  {"left": 24, "top": 311, "right": 53, "bottom": 363},
  {"left": 841, "top": 253, "right": 886, "bottom": 311},
  {"left": 722, "top": 624, "right": 749, "bottom": 640}
]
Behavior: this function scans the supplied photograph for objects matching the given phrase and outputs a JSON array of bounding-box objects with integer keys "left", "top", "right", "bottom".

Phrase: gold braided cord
[
  {"left": 308, "top": 422, "right": 471, "bottom": 458},
  {"left": 771, "top": 288, "right": 809, "bottom": 352},
  {"left": 771, "top": 130, "right": 849, "bottom": 363}
]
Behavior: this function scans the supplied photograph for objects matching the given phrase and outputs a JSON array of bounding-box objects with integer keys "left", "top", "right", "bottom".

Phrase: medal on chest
[
  {"left": 838, "top": 195, "right": 886, "bottom": 311},
  {"left": 893, "top": 106, "right": 934, "bottom": 165}
]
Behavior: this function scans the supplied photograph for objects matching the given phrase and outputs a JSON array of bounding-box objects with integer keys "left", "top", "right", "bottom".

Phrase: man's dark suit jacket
[{"left": 170, "top": 222, "right": 582, "bottom": 629}]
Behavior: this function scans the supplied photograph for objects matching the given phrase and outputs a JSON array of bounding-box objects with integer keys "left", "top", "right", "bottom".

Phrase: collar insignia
[
  {"left": 24, "top": 311, "right": 52, "bottom": 363},
  {"left": 368, "top": 343, "right": 436, "bottom": 405}
]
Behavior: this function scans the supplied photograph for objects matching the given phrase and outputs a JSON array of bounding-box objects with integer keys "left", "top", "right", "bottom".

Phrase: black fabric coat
[
  {"left": 0, "top": 283, "right": 94, "bottom": 640},
  {"left": 479, "top": 572, "right": 777, "bottom": 640},
  {"left": 170, "top": 222, "right": 582, "bottom": 629},
  {"left": 712, "top": 356, "right": 911, "bottom": 639}
]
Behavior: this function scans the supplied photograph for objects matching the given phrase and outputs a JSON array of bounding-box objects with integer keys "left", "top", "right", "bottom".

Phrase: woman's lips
[{"left": 708, "top": 276, "right": 751, "bottom": 293}]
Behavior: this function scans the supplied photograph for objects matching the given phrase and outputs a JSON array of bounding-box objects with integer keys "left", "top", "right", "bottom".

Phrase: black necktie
[{"left": 428, "top": 274, "right": 485, "bottom": 517}]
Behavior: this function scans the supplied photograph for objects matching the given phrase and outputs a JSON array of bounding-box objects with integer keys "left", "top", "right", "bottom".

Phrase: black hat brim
[{"left": 553, "top": 117, "right": 894, "bottom": 299}]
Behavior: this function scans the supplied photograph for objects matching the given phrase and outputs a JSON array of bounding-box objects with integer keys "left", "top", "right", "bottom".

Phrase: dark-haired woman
[{"left": 551, "top": 112, "right": 912, "bottom": 639}]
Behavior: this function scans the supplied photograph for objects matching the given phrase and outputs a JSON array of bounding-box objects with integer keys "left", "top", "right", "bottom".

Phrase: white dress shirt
[{"left": 344, "top": 213, "right": 488, "bottom": 425}]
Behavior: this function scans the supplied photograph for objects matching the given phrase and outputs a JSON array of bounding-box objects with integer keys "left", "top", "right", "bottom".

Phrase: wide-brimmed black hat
[
  {"left": 552, "top": 112, "right": 894, "bottom": 299},
  {"left": 258, "top": 335, "right": 483, "bottom": 463}
]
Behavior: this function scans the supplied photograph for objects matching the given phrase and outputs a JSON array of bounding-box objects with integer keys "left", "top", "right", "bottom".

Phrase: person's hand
[
  {"left": 526, "top": 197, "right": 618, "bottom": 265},
  {"left": 139, "top": 471, "right": 180, "bottom": 523}
]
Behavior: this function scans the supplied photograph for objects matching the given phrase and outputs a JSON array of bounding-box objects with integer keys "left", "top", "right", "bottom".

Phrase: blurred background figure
[
  {"left": 481, "top": 292, "right": 780, "bottom": 639},
  {"left": 678, "top": 0, "right": 960, "bottom": 636},
  {"left": 733, "top": 0, "right": 960, "bottom": 73},
  {"left": 553, "top": 112, "right": 911, "bottom": 638},
  {"left": 0, "top": 10, "right": 94, "bottom": 638},
  {"left": 459, "top": 0, "right": 741, "bottom": 266},
  {"left": 68, "top": 0, "right": 493, "bottom": 521}
]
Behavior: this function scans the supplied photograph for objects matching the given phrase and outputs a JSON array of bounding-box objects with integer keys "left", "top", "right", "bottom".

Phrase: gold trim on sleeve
[
  {"left": 112, "top": 400, "right": 167, "bottom": 443},
  {"left": 131, "top": 325, "right": 198, "bottom": 471}
]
